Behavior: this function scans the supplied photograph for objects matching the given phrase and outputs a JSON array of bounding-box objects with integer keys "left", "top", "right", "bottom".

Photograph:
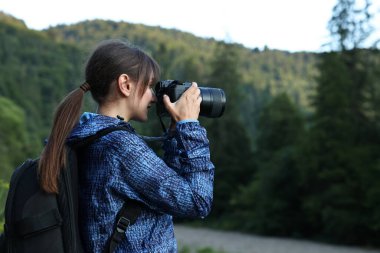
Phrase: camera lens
[
  {"left": 199, "top": 87, "right": 226, "bottom": 118},
  {"left": 155, "top": 80, "right": 226, "bottom": 118}
]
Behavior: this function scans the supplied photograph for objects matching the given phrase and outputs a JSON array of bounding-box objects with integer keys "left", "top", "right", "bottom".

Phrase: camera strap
[{"left": 158, "top": 115, "right": 167, "bottom": 133}]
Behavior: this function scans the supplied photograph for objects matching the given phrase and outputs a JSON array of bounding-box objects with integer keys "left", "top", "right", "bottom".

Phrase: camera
[{"left": 155, "top": 80, "right": 226, "bottom": 118}]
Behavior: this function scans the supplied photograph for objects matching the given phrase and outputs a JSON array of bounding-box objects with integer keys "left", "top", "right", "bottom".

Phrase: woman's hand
[{"left": 163, "top": 82, "right": 202, "bottom": 123}]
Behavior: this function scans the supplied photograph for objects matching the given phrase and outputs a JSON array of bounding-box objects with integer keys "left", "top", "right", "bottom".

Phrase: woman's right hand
[{"left": 163, "top": 82, "right": 202, "bottom": 122}]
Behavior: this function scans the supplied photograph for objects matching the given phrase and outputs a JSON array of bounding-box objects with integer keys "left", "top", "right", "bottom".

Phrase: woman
[{"left": 38, "top": 40, "right": 214, "bottom": 252}]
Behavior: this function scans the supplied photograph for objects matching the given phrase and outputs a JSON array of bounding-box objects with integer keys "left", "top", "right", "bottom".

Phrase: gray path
[{"left": 174, "top": 225, "right": 380, "bottom": 253}]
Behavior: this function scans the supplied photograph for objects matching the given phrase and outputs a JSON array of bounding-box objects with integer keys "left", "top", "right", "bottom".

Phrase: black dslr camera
[{"left": 155, "top": 80, "right": 226, "bottom": 118}]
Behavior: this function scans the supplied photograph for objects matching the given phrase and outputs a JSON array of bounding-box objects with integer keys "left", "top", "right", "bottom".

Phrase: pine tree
[
  {"left": 0, "top": 97, "right": 29, "bottom": 182},
  {"left": 203, "top": 42, "right": 254, "bottom": 219},
  {"left": 232, "top": 93, "right": 305, "bottom": 235},
  {"left": 300, "top": 0, "right": 380, "bottom": 245}
]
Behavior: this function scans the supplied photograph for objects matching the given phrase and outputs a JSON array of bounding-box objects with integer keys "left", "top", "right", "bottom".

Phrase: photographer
[{"left": 38, "top": 40, "right": 214, "bottom": 252}]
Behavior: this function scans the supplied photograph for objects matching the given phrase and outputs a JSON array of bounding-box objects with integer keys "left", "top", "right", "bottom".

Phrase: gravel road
[{"left": 174, "top": 225, "right": 380, "bottom": 253}]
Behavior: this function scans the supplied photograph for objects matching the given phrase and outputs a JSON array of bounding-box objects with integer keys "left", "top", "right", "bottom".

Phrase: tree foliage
[
  {"left": 297, "top": 0, "right": 380, "bottom": 245},
  {"left": 0, "top": 19, "right": 84, "bottom": 160},
  {"left": 0, "top": 97, "right": 29, "bottom": 181},
  {"left": 328, "top": 0, "right": 374, "bottom": 50},
  {"left": 231, "top": 94, "right": 305, "bottom": 236},
  {"left": 201, "top": 42, "right": 255, "bottom": 218}
]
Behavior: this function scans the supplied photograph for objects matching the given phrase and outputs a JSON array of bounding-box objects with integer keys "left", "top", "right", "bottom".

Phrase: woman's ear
[{"left": 117, "top": 74, "right": 133, "bottom": 97}]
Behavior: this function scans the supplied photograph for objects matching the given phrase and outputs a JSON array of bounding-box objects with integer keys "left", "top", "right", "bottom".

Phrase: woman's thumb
[
  {"left": 163, "top": 94, "right": 171, "bottom": 104},
  {"left": 163, "top": 95, "right": 174, "bottom": 112}
]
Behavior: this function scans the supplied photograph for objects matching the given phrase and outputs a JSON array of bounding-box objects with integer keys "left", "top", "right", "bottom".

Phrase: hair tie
[{"left": 80, "top": 82, "right": 91, "bottom": 92}]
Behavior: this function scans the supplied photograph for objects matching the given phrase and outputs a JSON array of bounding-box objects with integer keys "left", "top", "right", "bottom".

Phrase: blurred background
[{"left": 1, "top": 0, "right": 380, "bottom": 252}]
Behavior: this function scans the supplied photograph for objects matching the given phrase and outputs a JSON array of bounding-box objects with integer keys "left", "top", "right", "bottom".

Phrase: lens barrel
[{"left": 199, "top": 87, "right": 226, "bottom": 118}]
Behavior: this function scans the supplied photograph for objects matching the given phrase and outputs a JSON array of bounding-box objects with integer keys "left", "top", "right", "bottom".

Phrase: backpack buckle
[{"left": 116, "top": 217, "right": 130, "bottom": 233}]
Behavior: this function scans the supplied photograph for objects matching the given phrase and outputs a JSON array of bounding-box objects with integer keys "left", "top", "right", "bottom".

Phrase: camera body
[{"left": 155, "top": 80, "right": 226, "bottom": 118}]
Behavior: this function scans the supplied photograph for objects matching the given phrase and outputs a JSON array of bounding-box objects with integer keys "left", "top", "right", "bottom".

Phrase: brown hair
[{"left": 39, "top": 40, "right": 160, "bottom": 193}]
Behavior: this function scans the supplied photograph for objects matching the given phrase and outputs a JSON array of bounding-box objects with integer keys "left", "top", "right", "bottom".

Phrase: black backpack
[{"left": 1, "top": 126, "right": 143, "bottom": 253}]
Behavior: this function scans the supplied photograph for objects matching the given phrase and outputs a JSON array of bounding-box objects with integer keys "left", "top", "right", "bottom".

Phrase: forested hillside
[
  {"left": 46, "top": 19, "right": 318, "bottom": 107},
  {"left": 0, "top": 13, "right": 84, "bottom": 181},
  {"left": 1, "top": 2, "right": 380, "bottom": 247},
  {"left": 0, "top": 11, "right": 318, "bottom": 177},
  {"left": 45, "top": 18, "right": 319, "bottom": 146}
]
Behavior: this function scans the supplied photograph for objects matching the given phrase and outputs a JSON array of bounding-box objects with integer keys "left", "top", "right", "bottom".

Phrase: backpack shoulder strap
[
  {"left": 108, "top": 199, "right": 143, "bottom": 253},
  {"left": 71, "top": 125, "right": 131, "bottom": 149},
  {"left": 70, "top": 125, "right": 143, "bottom": 253}
]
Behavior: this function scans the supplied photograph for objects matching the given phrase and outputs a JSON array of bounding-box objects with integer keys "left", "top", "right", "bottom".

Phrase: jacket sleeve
[
  {"left": 115, "top": 121, "right": 214, "bottom": 218},
  {"left": 162, "top": 131, "right": 181, "bottom": 171}
]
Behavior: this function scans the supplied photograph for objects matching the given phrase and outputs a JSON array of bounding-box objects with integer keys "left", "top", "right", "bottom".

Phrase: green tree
[
  {"left": 299, "top": 0, "right": 380, "bottom": 245},
  {"left": 328, "top": 0, "right": 374, "bottom": 51},
  {"left": 232, "top": 94, "right": 305, "bottom": 235},
  {"left": 0, "top": 179, "right": 9, "bottom": 233},
  {"left": 0, "top": 97, "right": 29, "bottom": 181},
  {"left": 203, "top": 42, "right": 255, "bottom": 219}
]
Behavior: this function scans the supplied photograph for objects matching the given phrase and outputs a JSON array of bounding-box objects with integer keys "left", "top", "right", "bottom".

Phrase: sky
[{"left": 1, "top": 0, "right": 379, "bottom": 52}]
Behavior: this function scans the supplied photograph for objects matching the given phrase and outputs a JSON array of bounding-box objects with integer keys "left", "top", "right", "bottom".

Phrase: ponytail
[{"left": 39, "top": 82, "right": 90, "bottom": 193}]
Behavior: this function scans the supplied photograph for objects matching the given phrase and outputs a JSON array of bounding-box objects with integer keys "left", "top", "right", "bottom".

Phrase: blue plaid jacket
[{"left": 67, "top": 113, "right": 214, "bottom": 253}]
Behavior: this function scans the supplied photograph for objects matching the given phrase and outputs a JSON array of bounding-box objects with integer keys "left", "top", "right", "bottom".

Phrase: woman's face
[{"left": 130, "top": 82, "right": 156, "bottom": 122}]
